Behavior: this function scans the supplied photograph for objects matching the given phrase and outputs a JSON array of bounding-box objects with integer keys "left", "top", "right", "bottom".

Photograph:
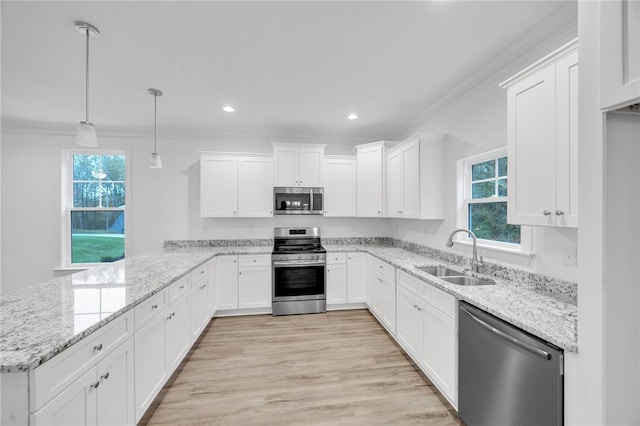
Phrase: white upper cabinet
[
  {"left": 272, "top": 143, "right": 325, "bottom": 187},
  {"left": 200, "top": 155, "right": 238, "bottom": 217},
  {"left": 601, "top": 0, "right": 640, "bottom": 110},
  {"left": 355, "top": 142, "right": 388, "bottom": 217},
  {"left": 200, "top": 154, "right": 273, "bottom": 218},
  {"left": 238, "top": 156, "right": 274, "bottom": 217},
  {"left": 324, "top": 156, "right": 357, "bottom": 217},
  {"left": 386, "top": 134, "right": 445, "bottom": 220},
  {"left": 500, "top": 39, "right": 578, "bottom": 227}
]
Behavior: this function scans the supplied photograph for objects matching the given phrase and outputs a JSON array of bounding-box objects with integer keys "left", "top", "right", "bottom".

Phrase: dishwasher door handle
[{"left": 461, "top": 306, "right": 552, "bottom": 360}]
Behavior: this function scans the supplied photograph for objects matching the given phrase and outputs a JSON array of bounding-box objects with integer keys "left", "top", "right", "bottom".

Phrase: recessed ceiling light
[
  {"left": 348, "top": 113, "right": 358, "bottom": 120},
  {"left": 223, "top": 106, "right": 235, "bottom": 112}
]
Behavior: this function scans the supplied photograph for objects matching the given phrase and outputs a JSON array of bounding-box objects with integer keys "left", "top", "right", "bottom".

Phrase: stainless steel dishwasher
[{"left": 458, "top": 301, "right": 564, "bottom": 426}]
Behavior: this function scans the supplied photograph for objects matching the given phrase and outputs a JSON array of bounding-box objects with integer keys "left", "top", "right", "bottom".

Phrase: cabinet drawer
[
  {"left": 168, "top": 276, "right": 190, "bottom": 304},
  {"left": 189, "top": 262, "right": 209, "bottom": 283},
  {"left": 30, "top": 310, "right": 133, "bottom": 412},
  {"left": 327, "top": 253, "right": 347, "bottom": 265},
  {"left": 370, "top": 256, "right": 395, "bottom": 280},
  {"left": 424, "top": 283, "right": 456, "bottom": 318},
  {"left": 238, "top": 254, "right": 270, "bottom": 268},
  {"left": 134, "top": 290, "right": 167, "bottom": 330},
  {"left": 397, "top": 270, "right": 424, "bottom": 297}
]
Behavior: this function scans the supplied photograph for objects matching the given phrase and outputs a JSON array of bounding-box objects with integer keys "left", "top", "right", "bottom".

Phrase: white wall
[
  {"left": 389, "top": 30, "right": 579, "bottom": 283},
  {"left": 0, "top": 127, "right": 392, "bottom": 294}
]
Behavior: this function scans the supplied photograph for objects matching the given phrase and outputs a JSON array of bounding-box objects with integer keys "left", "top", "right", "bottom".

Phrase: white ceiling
[{"left": 2, "top": 1, "right": 571, "bottom": 141}]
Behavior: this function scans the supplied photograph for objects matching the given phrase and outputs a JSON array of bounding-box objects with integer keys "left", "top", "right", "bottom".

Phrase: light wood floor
[{"left": 140, "top": 310, "right": 463, "bottom": 426}]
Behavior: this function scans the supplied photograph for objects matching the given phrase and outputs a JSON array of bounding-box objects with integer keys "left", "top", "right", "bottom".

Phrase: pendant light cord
[
  {"left": 154, "top": 93, "right": 158, "bottom": 154},
  {"left": 85, "top": 28, "right": 90, "bottom": 123}
]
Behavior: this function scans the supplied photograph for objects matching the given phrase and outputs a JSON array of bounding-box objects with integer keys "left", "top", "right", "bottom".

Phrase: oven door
[{"left": 272, "top": 259, "right": 326, "bottom": 301}]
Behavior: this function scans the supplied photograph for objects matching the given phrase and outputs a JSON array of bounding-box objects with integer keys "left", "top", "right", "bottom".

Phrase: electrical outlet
[{"left": 562, "top": 246, "right": 577, "bottom": 266}]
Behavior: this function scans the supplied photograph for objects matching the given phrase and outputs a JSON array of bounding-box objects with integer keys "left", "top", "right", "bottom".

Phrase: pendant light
[
  {"left": 148, "top": 88, "right": 163, "bottom": 169},
  {"left": 75, "top": 21, "right": 100, "bottom": 147}
]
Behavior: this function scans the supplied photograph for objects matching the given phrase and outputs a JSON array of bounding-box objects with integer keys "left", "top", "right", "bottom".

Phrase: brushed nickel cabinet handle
[
  {"left": 100, "top": 372, "right": 110, "bottom": 381},
  {"left": 90, "top": 381, "right": 100, "bottom": 389}
]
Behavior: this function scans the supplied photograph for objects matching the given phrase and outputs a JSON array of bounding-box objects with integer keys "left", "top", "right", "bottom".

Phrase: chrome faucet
[{"left": 446, "top": 228, "right": 483, "bottom": 275}]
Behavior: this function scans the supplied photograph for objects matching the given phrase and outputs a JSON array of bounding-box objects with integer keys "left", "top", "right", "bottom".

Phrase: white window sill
[{"left": 54, "top": 266, "right": 91, "bottom": 272}]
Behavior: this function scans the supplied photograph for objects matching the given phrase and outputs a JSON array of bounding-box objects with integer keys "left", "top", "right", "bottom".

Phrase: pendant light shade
[
  {"left": 75, "top": 22, "right": 100, "bottom": 147},
  {"left": 148, "top": 88, "right": 163, "bottom": 169},
  {"left": 75, "top": 122, "right": 97, "bottom": 147}
]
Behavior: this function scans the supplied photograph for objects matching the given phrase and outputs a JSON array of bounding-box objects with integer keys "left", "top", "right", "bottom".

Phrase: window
[
  {"left": 460, "top": 148, "right": 523, "bottom": 250},
  {"left": 64, "top": 151, "right": 126, "bottom": 266}
]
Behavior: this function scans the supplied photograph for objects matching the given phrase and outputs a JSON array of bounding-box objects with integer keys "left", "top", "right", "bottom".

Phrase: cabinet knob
[
  {"left": 543, "top": 210, "right": 552, "bottom": 216},
  {"left": 179, "top": 285, "right": 184, "bottom": 290},
  {"left": 397, "top": 211, "right": 402, "bottom": 214},
  {"left": 93, "top": 343, "right": 103, "bottom": 351},
  {"left": 151, "top": 304, "right": 158, "bottom": 310},
  {"left": 253, "top": 259, "right": 257, "bottom": 262},
  {"left": 378, "top": 211, "right": 381, "bottom": 214},
  {"left": 201, "top": 284, "right": 206, "bottom": 289},
  {"left": 555, "top": 210, "right": 565, "bottom": 216},
  {"left": 239, "top": 272, "right": 242, "bottom": 275}
]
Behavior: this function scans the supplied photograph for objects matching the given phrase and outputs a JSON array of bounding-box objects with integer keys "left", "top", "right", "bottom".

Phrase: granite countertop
[
  {"left": 324, "top": 244, "right": 577, "bottom": 352},
  {"left": 0, "top": 243, "right": 577, "bottom": 373}
]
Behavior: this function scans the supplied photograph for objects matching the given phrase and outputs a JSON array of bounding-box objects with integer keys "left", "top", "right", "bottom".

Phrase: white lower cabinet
[
  {"left": 327, "top": 253, "right": 347, "bottom": 305},
  {"left": 367, "top": 257, "right": 396, "bottom": 334},
  {"left": 214, "top": 255, "right": 239, "bottom": 310},
  {"left": 346, "top": 252, "right": 367, "bottom": 303},
  {"left": 396, "top": 283, "right": 424, "bottom": 362},
  {"left": 396, "top": 270, "right": 458, "bottom": 408},
  {"left": 238, "top": 255, "right": 271, "bottom": 309},
  {"left": 31, "top": 337, "right": 135, "bottom": 426},
  {"left": 134, "top": 278, "right": 192, "bottom": 423},
  {"left": 421, "top": 298, "right": 457, "bottom": 406},
  {"left": 190, "top": 261, "right": 212, "bottom": 342}
]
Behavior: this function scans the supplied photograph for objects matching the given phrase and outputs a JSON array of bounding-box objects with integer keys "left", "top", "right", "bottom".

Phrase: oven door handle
[{"left": 273, "top": 260, "right": 326, "bottom": 267}]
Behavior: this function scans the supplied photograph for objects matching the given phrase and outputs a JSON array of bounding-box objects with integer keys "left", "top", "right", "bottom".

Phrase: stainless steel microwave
[{"left": 274, "top": 187, "right": 324, "bottom": 215}]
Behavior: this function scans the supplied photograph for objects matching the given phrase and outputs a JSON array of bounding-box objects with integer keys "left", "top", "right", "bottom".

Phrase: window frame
[
  {"left": 61, "top": 148, "right": 131, "bottom": 269},
  {"left": 457, "top": 147, "right": 532, "bottom": 254}
]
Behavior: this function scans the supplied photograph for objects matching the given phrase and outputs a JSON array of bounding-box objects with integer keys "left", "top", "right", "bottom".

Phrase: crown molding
[{"left": 391, "top": 1, "right": 578, "bottom": 139}]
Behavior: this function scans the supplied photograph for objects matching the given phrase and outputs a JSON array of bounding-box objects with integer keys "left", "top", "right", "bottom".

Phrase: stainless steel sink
[
  {"left": 440, "top": 275, "right": 496, "bottom": 286},
  {"left": 415, "top": 266, "right": 463, "bottom": 277}
]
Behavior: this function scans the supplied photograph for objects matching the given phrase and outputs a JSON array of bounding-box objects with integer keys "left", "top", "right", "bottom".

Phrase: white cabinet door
[
  {"left": 402, "top": 140, "right": 420, "bottom": 218},
  {"left": 200, "top": 156, "right": 238, "bottom": 217},
  {"left": 299, "top": 147, "right": 324, "bottom": 187},
  {"left": 356, "top": 144, "right": 385, "bottom": 217},
  {"left": 134, "top": 311, "right": 167, "bottom": 422},
  {"left": 214, "top": 255, "right": 238, "bottom": 310},
  {"left": 165, "top": 292, "right": 192, "bottom": 373},
  {"left": 601, "top": 0, "right": 640, "bottom": 110},
  {"left": 238, "top": 266, "right": 271, "bottom": 309},
  {"left": 368, "top": 269, "right": 384, "bottom": 318},
  {"left": 507, "top": 65, "right": 557, "bottom": 226},
  {"left": 273, "top": 146, "right": 299, "bottom": 187},
  {"left": 503, "top": 40, "right": 578, "bottom": 228},
  {"left": 326, "top": 263, "right": 347, "bottom": 305},
  {"left": 380, "top": 274, "right": 396, "bottom": 334},
  {"left": 190, "top": 276, "right": 210, "bottom": 342},
  {"left": 422, "top": 301, "right": 457, "bottom": 406},
  {"left": 346, "top": 253, "right": 367, "bottom": 303},
  {"left": 324, "top": 157, "right": 356, "bottom": 217},
  {"left": 396, "top": 284, "right": 424, "bottom": 362},
  {"left": 31, "top": 368, "right": 97, "bottom": 426},
  {"left": 95, "top": 338, "right": 134, "bottom": 426},
  {"left": 386, "top": 150, "right": 403, "bottom": 218},
  {"left": 238, "top": 156, "right": 273, "bottom": 217},
  {"left": 555, "top": 51, "right": 579, "bottom": 227}
]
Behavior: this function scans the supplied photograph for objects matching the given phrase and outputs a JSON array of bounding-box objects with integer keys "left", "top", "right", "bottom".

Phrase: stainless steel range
[{"left": 272, "top": 227, "right": 326, "bottom": 316}]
